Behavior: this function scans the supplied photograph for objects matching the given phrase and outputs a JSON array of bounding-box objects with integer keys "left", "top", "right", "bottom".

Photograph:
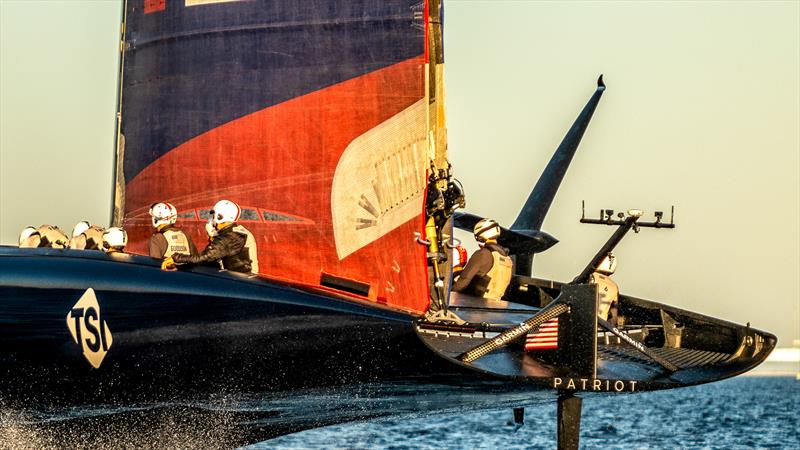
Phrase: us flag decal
[{"left": 524, "top": 317, "right": 559, "bottom": 350}]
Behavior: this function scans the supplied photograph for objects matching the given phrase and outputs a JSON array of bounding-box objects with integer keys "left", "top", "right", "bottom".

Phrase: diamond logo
[{"left": 66, "top": 288, "right": 113, "bottom": 368}]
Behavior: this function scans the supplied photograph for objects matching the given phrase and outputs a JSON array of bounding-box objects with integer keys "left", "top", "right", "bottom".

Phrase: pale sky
[{"left": 1, "top": 0, "right": 798, "bottom": 346}]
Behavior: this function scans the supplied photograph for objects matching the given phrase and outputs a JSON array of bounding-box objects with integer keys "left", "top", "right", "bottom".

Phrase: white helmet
[
  {"left": 473, "top": 218, "right": 501, "bottom": 242},
  {"left": 597, "top": 253, "right": 617, "bottom": 275},
  {"left": 149, "top": 202, "right": 178, "bottom": 228},
  {"left": 72, "top": 221, "right": 90, "bottom": 238},
  {"left": 19, "top": 226, "right": 39, "bottom": 246},
  {"left": 211, "top": 199, "right": 241, "bottom": 228},
  {"left": 102, "top": 227, "right": 128, "bottom": 251}
]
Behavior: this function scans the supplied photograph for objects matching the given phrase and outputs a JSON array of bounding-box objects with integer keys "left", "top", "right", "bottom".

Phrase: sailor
[
  {"left": 163, "top": 199, "right": 259, "bottom": 274},
  {"left": 452, "top": 218, "right": 513, "bottom": 300},
  {"left": 591, "top": 253, "right": 619, "bottom": 324},
  {"left": 197, "top": 220, "right": 223, "bottom": 269},
  {"left": 18, "top": 226, "right": 41, "bottom": 248},
  {"left": 26, "top": 225, "right": 70, "bottom": 248},
  {"left": 148, "top": 202, "right": 197, "bottom": 259},
  {"left": 102, "top": 227, "right": 128, "bottom": 254},
  {"left": 69, "top": 221, "right": 105, "bottom": 250}
]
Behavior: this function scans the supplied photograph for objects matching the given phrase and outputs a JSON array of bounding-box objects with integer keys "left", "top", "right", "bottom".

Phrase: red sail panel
[{"left": 117, "top": 1, "right": 432, "bottom": 314}]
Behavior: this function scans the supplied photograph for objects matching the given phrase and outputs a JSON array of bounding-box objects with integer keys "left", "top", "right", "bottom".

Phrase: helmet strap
[{"left": 215, "top": 222, "right": 233, "bottom": 231}]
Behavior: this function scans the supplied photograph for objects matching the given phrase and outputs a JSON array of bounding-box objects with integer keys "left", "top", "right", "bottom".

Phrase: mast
[
  {"left": 427, "top": 0, "right": 448, "bottom": 172},
  {"left": 110, "top": 0, "right": 128, "bottom": 227}
]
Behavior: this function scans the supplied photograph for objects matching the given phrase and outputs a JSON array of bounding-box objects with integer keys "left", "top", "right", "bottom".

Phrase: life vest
[
  {"left": 37, "top": 225, "right": 69, "bottom": 248},
  {"left": 480, "top": 250, "right": 513, "bottom": 300},
  {"left": 232, "top": 225, "right": 259, "bottom": 274},
  {"left": 162, "top": 228, "right": 192, "bottom": 258},
  {"left": 83, "top": 226, "right": 105, "bottom": 250},
  {"left": 590, "top": 272, "right": 619, "bottom": 320}
]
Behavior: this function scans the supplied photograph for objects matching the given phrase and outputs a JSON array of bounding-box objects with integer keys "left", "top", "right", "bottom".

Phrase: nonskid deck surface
[
  {"left": 446, "top": 292, "right": 540, "bottom": 326},
  {"left": 599, "top": 345, "right": 732, "bottom": 370}
]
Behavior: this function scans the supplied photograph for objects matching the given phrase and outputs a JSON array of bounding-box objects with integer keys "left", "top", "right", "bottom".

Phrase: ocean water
[
  {"left": 2, "top": 376, "right": 797, "bottom": 449},
  {"left": 252, "top": 377, "right": 799, "bottom": 450}
]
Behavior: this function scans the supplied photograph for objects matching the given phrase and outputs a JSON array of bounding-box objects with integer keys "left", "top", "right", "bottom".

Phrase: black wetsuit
[{"left": 172, "top": 224, "right": 251, "bottom": 273}]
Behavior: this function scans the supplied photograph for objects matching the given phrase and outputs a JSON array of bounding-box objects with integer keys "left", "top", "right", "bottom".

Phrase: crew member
[
  {"left": 69, "top": 221, "right": 105, "bottom": 250},
  {"left": 102, "top": 227, "right": 128, "bottom": 254},
  {"left": 591, "top": 253, "right": 619, "bottom": 325},
  {"left": 22, "top": 225, "right": 70, "bottom": 248},
  {"left": 452, "top": 218, "right": 513, "bottom": 300},
  {"left": 163, "top": 199, "right": 258, "bottom": 274},
  {"left": 197, "top": 220, "right": 223, "bottom": 269},
  {"left": 148, "top": 202, "right": 197, "bottom": 259},
  {"left": 18, "top": 226, "right": 41, "bottom": 248}
]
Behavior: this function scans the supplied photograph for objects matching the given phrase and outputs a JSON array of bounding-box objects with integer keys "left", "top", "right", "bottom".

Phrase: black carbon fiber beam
[
  {"left": 459, "top": 301, "right": 569, "bottom": 363},
  {"left": 557, "top": 393, "right": 582, "bottom": 450},
  {"left": 597, "top": 317, "right": 679, "bottom": 372},
  {"left": 572, "top": 214, "right": 639, "bottom": 284}
]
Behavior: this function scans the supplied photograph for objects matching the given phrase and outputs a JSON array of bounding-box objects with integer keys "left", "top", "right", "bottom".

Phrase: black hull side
[
  {"left": 1, "top": 247, "right": 563, "bottom": 446},
  {"left": 0, "top": 247, "right": 456, "bottom": 408}
]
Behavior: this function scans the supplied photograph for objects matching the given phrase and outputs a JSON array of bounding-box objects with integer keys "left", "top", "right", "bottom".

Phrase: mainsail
[{"left": 113, "top": 0, "right": 448, "bottom": 314}]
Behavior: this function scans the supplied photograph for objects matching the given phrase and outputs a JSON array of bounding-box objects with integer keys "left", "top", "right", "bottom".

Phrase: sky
[{"left": 0, "top": 1, "right": 798, "bottom": 347}]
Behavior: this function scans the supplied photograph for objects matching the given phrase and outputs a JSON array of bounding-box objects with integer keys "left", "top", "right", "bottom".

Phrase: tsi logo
[{"left": 66, "top": 288, "right": 113, "bottom": 368}]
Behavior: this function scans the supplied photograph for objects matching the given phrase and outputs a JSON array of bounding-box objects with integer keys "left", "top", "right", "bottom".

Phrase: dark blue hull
[
  {"left": 0, "top": 246, "right": 551, "bottom": 446},
  {"left": 0, "top": 247, "right": 451, "bottom": 408}
]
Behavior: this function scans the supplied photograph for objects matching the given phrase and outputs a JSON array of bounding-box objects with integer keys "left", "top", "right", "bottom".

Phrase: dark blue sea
[
  {"left": 249, "top": 377, "right": 799, "bottom": 450},
  {"left": 2, "top": 376, "right": 797, "bottom": 448}
]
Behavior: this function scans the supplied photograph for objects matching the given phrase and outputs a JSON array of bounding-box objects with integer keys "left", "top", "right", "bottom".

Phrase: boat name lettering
[{"left": 553, "top": 377, "right": 637, "bottom": 392}]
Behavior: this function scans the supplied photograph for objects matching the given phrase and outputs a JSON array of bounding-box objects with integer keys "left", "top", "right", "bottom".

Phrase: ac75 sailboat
[{"left": 0, "top": 1, "right": 775, "bottom": 448}]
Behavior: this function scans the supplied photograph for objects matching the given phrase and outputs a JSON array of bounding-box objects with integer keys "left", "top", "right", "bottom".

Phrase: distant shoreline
[{"left": 741, "top": 372, "right": 799, "bottom": 377}]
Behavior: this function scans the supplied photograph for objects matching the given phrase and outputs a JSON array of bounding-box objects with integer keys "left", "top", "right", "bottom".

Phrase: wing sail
[{"left": 115, "top": 1, "right": 443, "bottom": 314}]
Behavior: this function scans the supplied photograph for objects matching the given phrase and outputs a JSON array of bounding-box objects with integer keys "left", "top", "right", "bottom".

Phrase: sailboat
[{"left": 0, "top": 1, "right": 775, "bottom": 448}]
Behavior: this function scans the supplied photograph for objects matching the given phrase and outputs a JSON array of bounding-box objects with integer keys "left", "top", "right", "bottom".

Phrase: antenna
[
  {"left": 572, "top": 202, "right": 677, "bottom": 283},
  {"left": 579, "top": 202, "right": 676, "bottom": 229}
]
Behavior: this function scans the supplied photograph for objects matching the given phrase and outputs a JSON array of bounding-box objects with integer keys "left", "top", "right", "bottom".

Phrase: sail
[{"left": 114, "top": 0, "right": 446, "bottom": 314}]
